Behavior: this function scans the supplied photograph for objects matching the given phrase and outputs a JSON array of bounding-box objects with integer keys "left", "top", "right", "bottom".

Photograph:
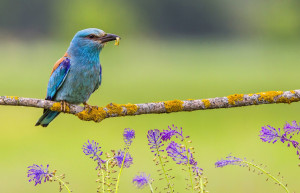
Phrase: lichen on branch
[{"left": 0, "top": 89, "right": 299, "bottom": 123}]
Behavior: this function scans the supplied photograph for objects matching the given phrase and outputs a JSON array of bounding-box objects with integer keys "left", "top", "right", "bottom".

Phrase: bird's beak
[{"left": 98, "top": 33, "right": 120, "bottom": 44}]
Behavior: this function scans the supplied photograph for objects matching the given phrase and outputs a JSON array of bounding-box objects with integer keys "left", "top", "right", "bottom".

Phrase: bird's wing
[
  {"left": 93, "top": 64, "right": 102, "bottom": 93},
  {"left": 46, "top": 53, "right": 71, "bottom": 100}
]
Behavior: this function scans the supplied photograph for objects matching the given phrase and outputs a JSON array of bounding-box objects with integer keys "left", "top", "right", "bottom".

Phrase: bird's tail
[{"left": 35, "top": 110, "right": 60, "bottom": 127}]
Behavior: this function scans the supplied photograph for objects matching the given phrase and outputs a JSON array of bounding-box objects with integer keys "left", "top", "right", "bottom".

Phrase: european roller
[{"left": 36, "top": 28, "right": 120, "bottom": 127}]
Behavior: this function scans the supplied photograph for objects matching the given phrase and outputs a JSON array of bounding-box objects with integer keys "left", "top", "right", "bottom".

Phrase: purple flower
[
  {"left": 283, "top": 121, "right": 300, "bottom": 135},
  {"left": 82, "top": 140, "right": 102, "bottom": 156},
  {"left": 161, "top": 128, "right": 176, "bottom": 141},
  {"left": 215, "top": 155, "right": 247, "bottom": 168},
  {"left": 132, "top": 172, "right": 151, "bottom": 189},
  {"left": 82, "top": 140, "right": 105, "bottom": 169},
  {"left": 259, "top": 125, "right": 281, "bottom": 143},
  {"left": 123, "top": 128, "right": 135, "bottom": 146},
  {"left": 147, "top": 129, "right": 164, "bottom": 155},
  {"left": 161, "top": 125, "right": 186, "bottom": 141},
  {"left": 114, "top": 150, "right": 133, "bottom": 168},
  {"left": 259, "top": 122, "right": 300, "bottom": 159},
  {"left": 189, "top": 153, "right": 203, "bottom": 175},
  {"left": 166, "top": 141, "right": 188, "bottom": 164},
  {"left": 27, "top": 164, "right": 50, "bottom": 186},
  {"left": 166, "top": 141, "right": 202, "bottom": 174}
]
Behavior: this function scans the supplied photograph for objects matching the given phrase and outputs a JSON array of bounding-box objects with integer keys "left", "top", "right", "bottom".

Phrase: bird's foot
[
  {"left": 83, "top": 102, "right": 97, "bottom": 113},
  {"left": 60, "top": 100, "right": 70, "bottom": 112}
]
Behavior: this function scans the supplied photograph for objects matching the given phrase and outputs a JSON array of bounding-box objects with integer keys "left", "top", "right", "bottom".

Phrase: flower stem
[
  {"left": 199, "top": 175, "right": 204, "bottom": 193},
  {"left": 105, "top": 159, "right": 112, "bottom": 192},
  {"left": 115, "top": 149, "right": 128, "bottom": 193},
  {"left": 53, "top": 176, "right": 71, "bottom": 193},
  {"left": 156, "top": 148, "right": 174, "bottom": 192},
  {"left": 184, "top": 139, "right": 194, "bottom": 190},
  {"left": 101, "top": 169, "right": 105, "bottom": 193},
  {"left": 148, "top": 181, "right": 155, "bottom": 193},
  {"left": 243, "top": 161, "right": 289, "bottom": 193}
]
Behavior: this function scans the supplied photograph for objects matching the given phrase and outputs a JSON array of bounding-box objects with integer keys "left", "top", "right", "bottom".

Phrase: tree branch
[{"left": 1, "top": 89, "right": 299, "bottom": 123}]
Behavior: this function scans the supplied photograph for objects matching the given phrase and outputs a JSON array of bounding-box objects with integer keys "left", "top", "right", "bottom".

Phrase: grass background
[{"left": 0, "top": 38, "right": 299, "bottom": 192}]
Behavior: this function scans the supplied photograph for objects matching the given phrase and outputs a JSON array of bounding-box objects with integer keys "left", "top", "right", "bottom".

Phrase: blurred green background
[{"left": 0, "top": 0, "right": 300, "bottom": 192}]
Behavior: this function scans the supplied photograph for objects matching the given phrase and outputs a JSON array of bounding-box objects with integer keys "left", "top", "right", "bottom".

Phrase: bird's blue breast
[{"left": 54, "top": 58, "right": 101, "bottom": 104}]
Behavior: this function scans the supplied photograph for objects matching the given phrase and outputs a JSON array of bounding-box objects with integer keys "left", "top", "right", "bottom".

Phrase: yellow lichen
[
  {"left": 202, "top": 99, "right": 211, "bottom": 108},
  {"left": 276, "top": 97, "right": 300, "bottom": 104},
  {"left": 290, "top": 90, "right": 295, "bottom": 94},
  {"left": 8, "top": 96, "right": 19, "bottom": 100},
  {"left": 122, "top": 103, "right": 138, "bottom": 115},
  {"left": 164, "top": 100, "right": 184, "bottom": 113},
  {"left": 50, "top": 102, "right": 70, "bottom": 113},
  {"left": 248, "top": 94, "right": 254, "bottom": 97},
  {"left": 106, "top": 103, "right": 123, "bottom": 115},
  {"left": 227, "top": 94, "right": 244, "bottom": 105},
  {"left": 257, "top": 91, "right": 283, "bottom": 102},
  {"left": 76, "top": 106, "right": 107, "bottom": 122}
]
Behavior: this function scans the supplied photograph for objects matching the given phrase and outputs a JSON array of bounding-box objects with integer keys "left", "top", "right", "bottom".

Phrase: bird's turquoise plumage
[
  {"left": 36, "top": 28, "right": 119, "bottom": 127},
  {"left": 46, "top": 57, "right": 71, "bottom": 101}
]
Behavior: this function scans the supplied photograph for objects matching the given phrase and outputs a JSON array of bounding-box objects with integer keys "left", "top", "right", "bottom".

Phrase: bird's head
[{"left": 69, "top": 28, "right": 120, "bottom": 54}]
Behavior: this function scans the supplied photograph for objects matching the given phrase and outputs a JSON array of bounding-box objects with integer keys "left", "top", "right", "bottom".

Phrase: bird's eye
[{"left": 88, "top": 34, "right": 95, "bottom": 39}]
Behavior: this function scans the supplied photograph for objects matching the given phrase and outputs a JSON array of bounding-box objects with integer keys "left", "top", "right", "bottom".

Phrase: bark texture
[{"left": 1, "top": 89, "right": 299, "bottom": 123}]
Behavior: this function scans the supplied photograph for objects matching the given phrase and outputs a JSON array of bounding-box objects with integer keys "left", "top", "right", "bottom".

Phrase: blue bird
[{"left": 36, "top": 28, "right": 120, "bottom": 127}]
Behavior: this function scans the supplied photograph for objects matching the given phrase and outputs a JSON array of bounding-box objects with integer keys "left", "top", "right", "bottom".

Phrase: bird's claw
[
  {"left": 83, "top": 102, "right": 95, "bottom": 113},
  {"left": 60, "top": 100, "right": 69, "bottom": 112}
]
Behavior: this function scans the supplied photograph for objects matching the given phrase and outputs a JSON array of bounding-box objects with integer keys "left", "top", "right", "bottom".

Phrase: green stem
[
  {"left": 156, "top": 148, "right": 174, "bottom": 192},
  {"left": 148, "top": 181, "right": 155, "bottom": 193},
  {"left": 243, "top": 161, "right": 289, "bottom": 193},
  {"left": 105, "top": 159, "right": 112, "bottom": 192},
  {"left": 115, "top": 149, "right": 128, "bottom": 193},
  {"left": 101, "top": 169, "right": 105, "bottom": 193},
  {"left": 199, "top": 175, "right": 204, "bottom": 193},
  {"left": 183, "top": 139, "right": 194, "bottom": 190},
  {"left": 53, "top": 176, "right": 71, "bottom": 193}
]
